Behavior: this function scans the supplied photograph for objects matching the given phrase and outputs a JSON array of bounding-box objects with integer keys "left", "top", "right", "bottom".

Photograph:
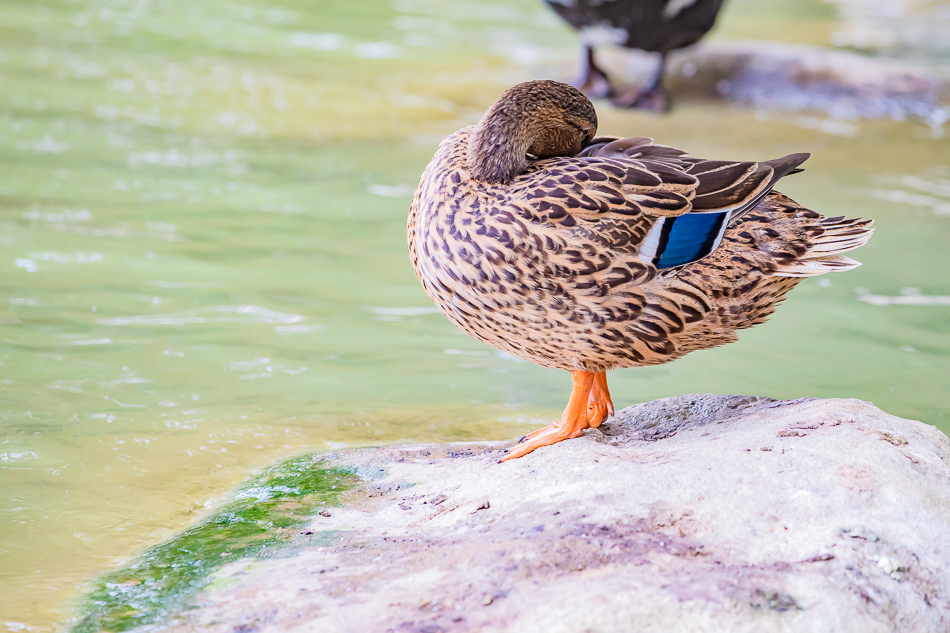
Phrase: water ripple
[
  {"left": 291, "top": 32, "right": 344, "bottom": 51},
  {"left": 0, "top": 451, "right": 39, "bottom": 463},
  {"left": 864, "top": 171, "right": 950, "bottom": 215},
  {"left": 365, "top": 306, "right": 440, "bottom": 321},
  {"left": 99, "top": 305, "right": 305, "bottom": 326},
  {"left": 227, "top": 357, "right": 307, "bottom": 380},
  {"left": 856, "top": 287, "right": 950, "bottom": 306}
]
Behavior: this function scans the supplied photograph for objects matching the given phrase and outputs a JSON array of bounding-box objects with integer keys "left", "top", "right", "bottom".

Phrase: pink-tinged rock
[{"left": 156, "top": 395, "right": 950, "bottom": 633}]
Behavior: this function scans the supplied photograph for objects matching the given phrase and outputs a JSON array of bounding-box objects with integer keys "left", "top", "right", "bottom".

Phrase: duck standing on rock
[
  {"left": 407, "top": 80, "right": 872, "bottom": 461},
  {"left": 544, "top": 0, "right": 726, "bottom": 110}
]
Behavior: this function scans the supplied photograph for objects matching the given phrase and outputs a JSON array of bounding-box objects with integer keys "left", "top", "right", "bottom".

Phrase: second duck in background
[{"left": 544, "top": 0, "right": 726, "bottom": 111}]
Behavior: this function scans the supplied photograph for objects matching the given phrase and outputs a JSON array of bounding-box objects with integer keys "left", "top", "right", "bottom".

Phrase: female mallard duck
[
  {"left": 544, "top": 0, "right": 726, "bottom": 110},
  {"left": 408, "top": 80, "right": 872, "bottom": 461}
]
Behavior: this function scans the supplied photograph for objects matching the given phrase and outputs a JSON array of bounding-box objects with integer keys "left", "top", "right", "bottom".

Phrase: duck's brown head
[{"left": 467, "top": 80, "right": 598, "bottom": 184}]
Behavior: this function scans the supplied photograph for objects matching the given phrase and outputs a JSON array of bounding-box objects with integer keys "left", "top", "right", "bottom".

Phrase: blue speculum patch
[{"left": 656, "top": 211, "right": 729, "bottom": 269}]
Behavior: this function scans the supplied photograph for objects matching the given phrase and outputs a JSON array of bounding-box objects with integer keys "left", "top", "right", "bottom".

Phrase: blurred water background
[{"left": 1, "top": 0, "right": 948, "bottom": 629}]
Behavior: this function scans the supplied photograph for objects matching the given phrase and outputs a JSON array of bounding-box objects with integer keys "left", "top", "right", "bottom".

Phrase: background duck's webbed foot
[
  {"left": 611, "top": 53, "right": 671, "bottom": 112},
  {"left": 612, "top": 84, "right": 671, "bottom": 112},
  {"left": 572, "top": 45, "right": 613, "bottom": 99},
  {"left": 501, "top": 371, "right": 595, "bottom": 462}
]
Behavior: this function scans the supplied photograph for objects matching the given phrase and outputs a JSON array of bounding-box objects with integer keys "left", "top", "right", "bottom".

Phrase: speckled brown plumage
[{"left": 407, "top": 81, "right": 873, "bottom": 459}]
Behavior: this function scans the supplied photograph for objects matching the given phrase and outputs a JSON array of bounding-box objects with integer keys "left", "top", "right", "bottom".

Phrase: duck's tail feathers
[
  {"left": 774, "top": 216, "right": 875, "bottom": 278},
  {"left": 727, "top": 153, "right": 811, "bottom": 222}
]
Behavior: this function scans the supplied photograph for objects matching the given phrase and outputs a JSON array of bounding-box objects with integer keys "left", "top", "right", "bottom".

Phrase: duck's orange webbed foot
[
  {"left": 501, "top": 371, "right": 595, "bottom": 462},
  {"left": 587, "top": 371, "right": 614, "bottom": 429}
]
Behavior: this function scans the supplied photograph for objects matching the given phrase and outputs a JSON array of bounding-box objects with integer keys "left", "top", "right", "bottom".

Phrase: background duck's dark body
[
  {"left": 544, "top": 0, "right": 725, "bottom": 53},
  {"left": 544, "top": 0, "right": 727, "bottom": 109}
]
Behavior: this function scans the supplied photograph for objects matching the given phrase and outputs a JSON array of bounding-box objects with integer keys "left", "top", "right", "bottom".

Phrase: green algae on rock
[{"left": 71, "top": 456, "right": 358, "bottom": 633}]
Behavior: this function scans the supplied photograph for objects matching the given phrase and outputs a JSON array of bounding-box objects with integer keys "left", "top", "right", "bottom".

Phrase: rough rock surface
[
  {"left": 615, "top": 41, "right": 950, "bottom": 123},
  {"left": 157, "top": 395, "right": 950, "bottom": 633}
]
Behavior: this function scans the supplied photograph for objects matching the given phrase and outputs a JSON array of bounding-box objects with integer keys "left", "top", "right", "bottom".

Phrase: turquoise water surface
[{"left": 1, "top": 0, "right": 948, "bottom": 629}]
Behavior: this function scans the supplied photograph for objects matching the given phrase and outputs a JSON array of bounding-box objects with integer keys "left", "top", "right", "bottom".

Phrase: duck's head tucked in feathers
[{"left": 467, "top": 80, "right": 598, "bottom": 184}]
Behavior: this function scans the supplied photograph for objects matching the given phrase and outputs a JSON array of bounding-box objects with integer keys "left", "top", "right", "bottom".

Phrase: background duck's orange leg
[
  {"left": 501, "top": 371, "right": 595, "bottom": 462},
  {"left": 587, "top": 371, "right": 614, "bottom": 429}
]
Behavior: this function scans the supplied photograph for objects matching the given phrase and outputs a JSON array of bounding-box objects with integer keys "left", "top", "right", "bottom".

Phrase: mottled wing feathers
[
  {"left": 579, "top": 136, "right": 684, "bottom": 158},
  {"left": 517, "top": 136, "right": 810, "bottom": 270},
  {"left": 516, "top": 155, "right": 698, "bottom": 220},
  {"left": 580, "top": 136, "right": 809, "bottom": 217},
  {"left": 729, "top": 153, "right": 810, "bottom": 215}
]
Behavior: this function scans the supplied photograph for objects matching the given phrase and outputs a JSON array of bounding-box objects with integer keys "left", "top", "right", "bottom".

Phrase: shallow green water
[
  {"left": 72, "top": 457, "right": 355, "bottom": 633},
  {"left": 1, "top": 0, "right": 948, "bottom": 630}
]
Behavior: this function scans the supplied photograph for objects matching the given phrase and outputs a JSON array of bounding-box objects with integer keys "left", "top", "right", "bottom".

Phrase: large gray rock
[
  {"left": 158, "top": 396, "right": 950, "bottom": 633},
  {"left": 675, "top": 42, "right": 948, "bottom": 122},
  {"left": 606, "top": 41, "right": 950, "bottom": 124}
]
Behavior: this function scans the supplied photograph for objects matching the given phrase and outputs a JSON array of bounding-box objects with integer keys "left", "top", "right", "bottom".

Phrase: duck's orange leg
[
  {"left": 501, "top": 371, "right": 595, "bottom": 462},
  {"left": 587, "top": 371, "right": 614, "bottom": 429}
]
